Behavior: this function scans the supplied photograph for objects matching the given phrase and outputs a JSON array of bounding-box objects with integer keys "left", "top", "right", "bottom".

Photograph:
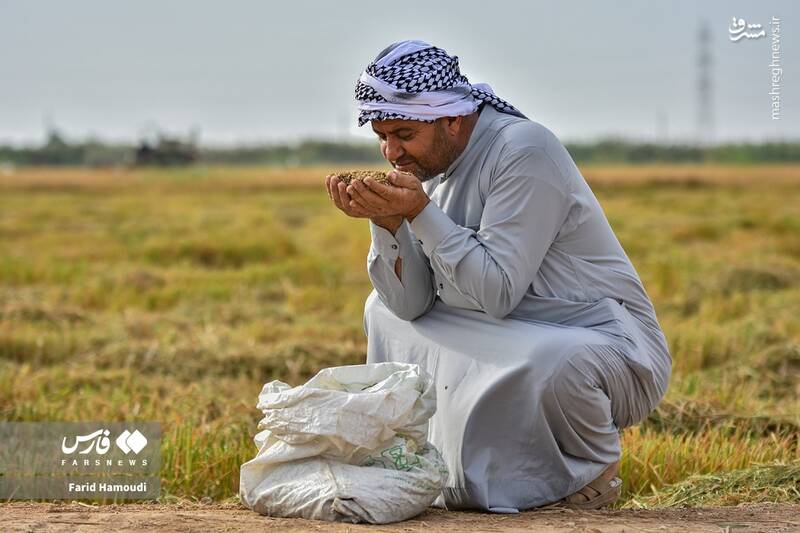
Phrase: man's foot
[{"left": 559, "top": 460, "right": 622, "bottom": 510}]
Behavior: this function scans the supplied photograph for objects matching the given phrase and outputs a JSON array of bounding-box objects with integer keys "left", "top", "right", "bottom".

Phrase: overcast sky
[{"left": 0, "top": 0, "right": 796, "bottom": 146}]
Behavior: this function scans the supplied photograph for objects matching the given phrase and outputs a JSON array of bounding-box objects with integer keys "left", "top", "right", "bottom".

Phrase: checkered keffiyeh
[{"left": 355, "top": 40, "right": 527, "bottom": 127}]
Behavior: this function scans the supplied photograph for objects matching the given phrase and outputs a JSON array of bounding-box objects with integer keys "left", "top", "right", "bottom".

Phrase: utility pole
[{"left": 696, "top": 21, "right": 714, "bottom": 147}]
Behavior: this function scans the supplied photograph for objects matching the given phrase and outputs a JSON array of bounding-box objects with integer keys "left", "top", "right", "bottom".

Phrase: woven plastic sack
[{"left": 239, "top": 362, "right": 447, "bottom": 524}]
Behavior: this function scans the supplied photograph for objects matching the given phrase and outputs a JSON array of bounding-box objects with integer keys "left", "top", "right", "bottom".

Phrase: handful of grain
[{"left": 329, "top": 170, "right": 391, "bottom": 185}]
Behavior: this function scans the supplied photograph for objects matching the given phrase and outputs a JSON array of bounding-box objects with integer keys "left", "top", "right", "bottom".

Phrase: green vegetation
[
  {"left": 0, "top": 164, "right": 798, "bottom": 506},
  {"left": 3, "top": 130, "right": 800, "bottom": 167}
]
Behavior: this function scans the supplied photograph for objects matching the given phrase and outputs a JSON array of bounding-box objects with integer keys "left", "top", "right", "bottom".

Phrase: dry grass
[
  {"left": 1, "top": 163, "right": 798, "bottom": 505},
  {"left": 634, "top": 460, "right": 800, "bottom": 508}
]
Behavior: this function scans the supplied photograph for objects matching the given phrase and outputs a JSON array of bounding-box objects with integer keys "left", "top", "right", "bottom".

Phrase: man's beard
[
  {"left": 415, "top": 171, "right": 439, "bottom": 183},
  {"left": 411, "top": 124, "right": 462, "bottom": 182}
]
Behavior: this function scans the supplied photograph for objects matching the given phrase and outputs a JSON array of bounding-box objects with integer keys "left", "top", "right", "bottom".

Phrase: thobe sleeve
[
  {"left": 367, "top": 219, "right": 437, "bottom": 321},
  {"left": 409, "top": 146, "right": 572, "bottom": 319}
]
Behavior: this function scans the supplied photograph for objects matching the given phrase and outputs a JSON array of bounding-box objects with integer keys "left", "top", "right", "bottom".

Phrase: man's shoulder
[
  {"left": 483, "top": 115, "right": 576, "bottom": 194},
  {"left": 491, "top": 116, "right": 560, "bottom": 156},
  {"left": 483, "top": 113, "right": 568, "bottom": 171}
]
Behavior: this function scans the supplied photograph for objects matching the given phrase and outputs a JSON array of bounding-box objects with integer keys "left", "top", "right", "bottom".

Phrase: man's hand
[
  {"left": 346, "top": 171, "right": 430, "bottom": 222},
  {"left": 325, "top": 174, "right": 373, "bottom": 218},
  {"left": 325, "top": 174, "right": 405, "bottom": 233}
]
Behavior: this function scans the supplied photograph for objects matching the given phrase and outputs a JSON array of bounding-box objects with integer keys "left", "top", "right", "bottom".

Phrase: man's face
[{"left": 371, "top": 118, "right": 461, "bottom": 181}]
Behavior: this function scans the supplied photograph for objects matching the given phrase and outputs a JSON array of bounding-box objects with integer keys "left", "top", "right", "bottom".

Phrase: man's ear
[{"left": 442, "top": 115, "right": 463, "bottom": 136}]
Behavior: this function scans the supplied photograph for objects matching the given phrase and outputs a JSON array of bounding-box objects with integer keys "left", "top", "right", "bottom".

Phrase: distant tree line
[
  {"left": 2, "top": 130, "right": 799, "bottom": 167},
  {"left": 201, "top": 139, "right": 385, "bottom": 166},
  {"left": 564, "top": 139, "right": 800, "bottom": 164}
]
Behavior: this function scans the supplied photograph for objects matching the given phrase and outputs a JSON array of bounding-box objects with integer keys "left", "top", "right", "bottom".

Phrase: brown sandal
[{"left": 559, "top": 461, "right": 622, "bottom": 510}]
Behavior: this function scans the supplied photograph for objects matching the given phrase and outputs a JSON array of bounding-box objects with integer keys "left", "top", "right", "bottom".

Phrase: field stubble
[{"left": 0, "top": 164, "right": 798, "bottom": 507}]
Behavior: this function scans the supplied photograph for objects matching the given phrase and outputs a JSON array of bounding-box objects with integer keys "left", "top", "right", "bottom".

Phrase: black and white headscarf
[{"left": 355, "top": 40, "right": 528, "bottom": 127}]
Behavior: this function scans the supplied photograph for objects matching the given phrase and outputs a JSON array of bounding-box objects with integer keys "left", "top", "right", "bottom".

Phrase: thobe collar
[{"left": 440, "top": 103, "right": 495, "bottom": 183}]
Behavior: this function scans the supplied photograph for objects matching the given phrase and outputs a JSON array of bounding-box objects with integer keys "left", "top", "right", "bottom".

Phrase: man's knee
[
  {"left": 540, "top": 346, "right": 621, "bottom": 461},
  {"left": 566, "top": 344, "right": 652, "bottom": 430},
  {"left": 542, "top": 347, "right": 610, "bottom": 425}
]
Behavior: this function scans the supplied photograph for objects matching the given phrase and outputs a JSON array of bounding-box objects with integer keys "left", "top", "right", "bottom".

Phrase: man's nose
[{"left": 384, "top": 138, "right": 406, "bottom": 162}]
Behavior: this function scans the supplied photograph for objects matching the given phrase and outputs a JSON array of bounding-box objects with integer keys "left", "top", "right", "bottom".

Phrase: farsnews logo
[
  {"left": 0, "top": 421, "right": 161, "bottom": 499},
  {"left": 61, "top": 429, "right": 112, "bottom": 455},
  {"left": 61, "top": 428, "right": 148, "bottom": 455},
  {"left": 60, "top": 428, "right": 150, "bottom": 468},
  {"left": 115, "top": 429, "right": 149, "bottom": 454}
]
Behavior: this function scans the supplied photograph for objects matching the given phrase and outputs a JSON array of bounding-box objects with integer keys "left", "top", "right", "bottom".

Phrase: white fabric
[
  {"left": 239, "top": 362, "right": 447, "bottom": 524},
  {"left": 357, "top": 39, "right": 499, "bottom": 122}
]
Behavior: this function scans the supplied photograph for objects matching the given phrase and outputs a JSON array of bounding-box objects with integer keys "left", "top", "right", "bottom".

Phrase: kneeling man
[{"left": 325, "top": 39, "right": 671, "bottom": 511}]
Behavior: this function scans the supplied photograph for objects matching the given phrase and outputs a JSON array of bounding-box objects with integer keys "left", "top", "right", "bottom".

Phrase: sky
[{"left": 0, "top": 0, "right": 796, "bottom": 147}]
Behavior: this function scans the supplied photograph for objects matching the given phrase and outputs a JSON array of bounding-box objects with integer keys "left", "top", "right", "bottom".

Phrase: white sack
[{"left": 239, "top": 362, "right": 447, "bottom": 524}]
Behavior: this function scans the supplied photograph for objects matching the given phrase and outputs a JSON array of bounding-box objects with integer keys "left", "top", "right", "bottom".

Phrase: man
[{"left": 324, "top": 40, "right": 671, "bottom": 512}]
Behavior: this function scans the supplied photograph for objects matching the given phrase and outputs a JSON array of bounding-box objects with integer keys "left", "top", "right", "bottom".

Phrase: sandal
[{"left": 559, "top": 460, "right": 622, "bottom": 510}]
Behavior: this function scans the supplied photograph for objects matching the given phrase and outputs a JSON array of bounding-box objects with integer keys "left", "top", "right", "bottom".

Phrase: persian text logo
[
  {"left": 61, "top": 428, "right": 149, "bottom": 455},
  {"left": 0, "top": 422, "right": 161, "bottom": 500},
  {"left": 62, "top": 429, "right": 112, "bottom": 455},
  {"left": 729, "top": 17, "right": 766, "bottom": 41},
  {"left": 728, "top": 16, "right": 783, "bottom": 121}
]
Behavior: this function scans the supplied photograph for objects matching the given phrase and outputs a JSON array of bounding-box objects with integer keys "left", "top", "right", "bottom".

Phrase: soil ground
[{"left": 2, "top": 502, "right": 800, "bottom": 532}]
